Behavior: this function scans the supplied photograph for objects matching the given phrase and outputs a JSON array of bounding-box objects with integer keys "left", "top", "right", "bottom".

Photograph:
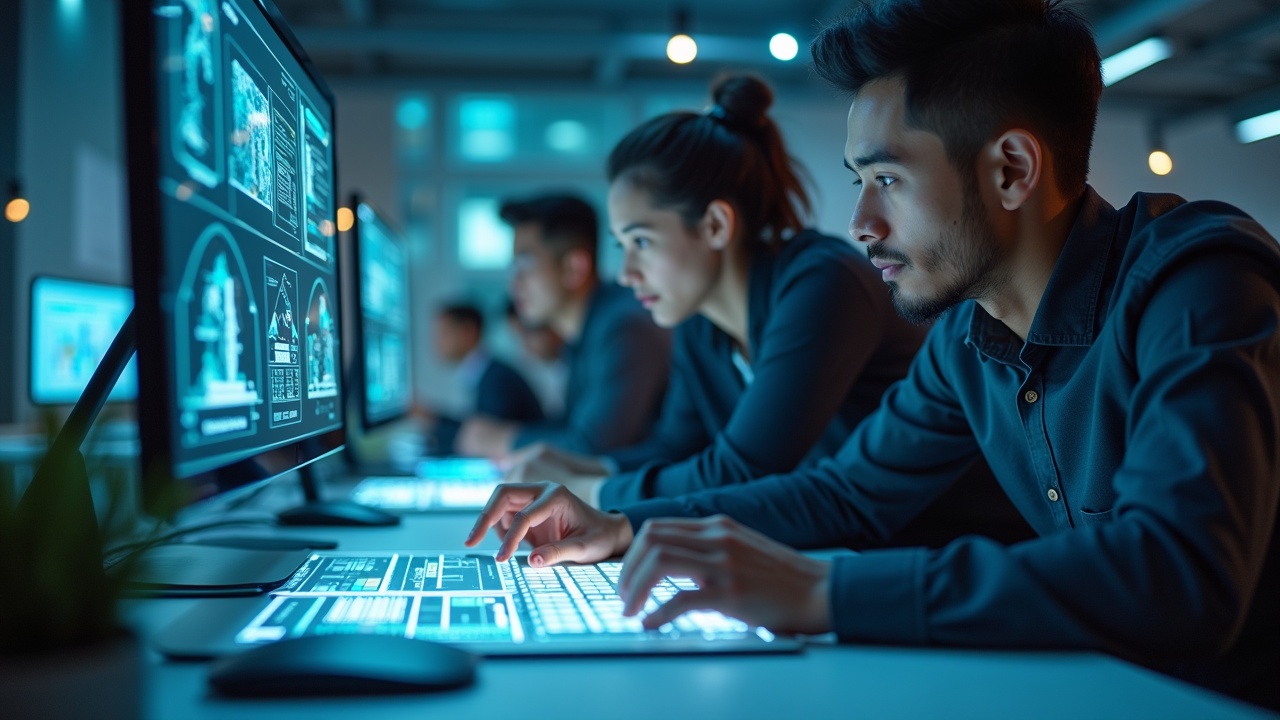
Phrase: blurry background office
[{"left": 3, "top": 0, "right": 1280, "bottom": 426}]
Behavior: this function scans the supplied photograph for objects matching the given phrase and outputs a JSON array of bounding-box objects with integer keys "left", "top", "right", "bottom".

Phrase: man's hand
[
  {"left": 464, "top": 482, "right": 634, "bottom": 567},
  {"left": 457, "top": 417, "right": 518, "bottom": 457},
  {"left": 618, "top": 515, "right": 831, "bottom": 635},
  {"left": 498, "top": 443, "right": 610, "bottom": 508}
]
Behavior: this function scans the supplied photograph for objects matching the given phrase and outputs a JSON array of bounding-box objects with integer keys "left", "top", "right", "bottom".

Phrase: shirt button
[
  {"left": 1024, "top": 390, "right": 1039, "bottom": 404},
  {"left": 1047, "top": 488, "right": 1060, "bottom": 502}
]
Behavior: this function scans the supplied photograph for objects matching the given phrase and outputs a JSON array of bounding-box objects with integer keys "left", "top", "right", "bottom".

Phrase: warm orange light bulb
[
  {"left": 5, "top": 197, "right": 30, "bottom": 223},
  {"left": 337, "top": 207, "right": 354, "bottom": 233}
]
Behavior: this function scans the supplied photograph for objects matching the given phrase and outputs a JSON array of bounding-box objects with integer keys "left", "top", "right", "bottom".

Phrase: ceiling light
[
  {"left": 396, "top": 97, "right": 429, "bottom": 131},
  {"left": 1147, "top": 123, "right": 1172, "bottom": 176},
  {"left": 769, "top": 33, "right": 798, "bottom": 62},
  {"left": 5, "top": 181, "right": 28, "bottom": 223},
  {"left": 1235, "top": 108, "right": 1280, "bottom": 144},
  {"left": 1147, "top": 150, "right": 1172, "bottom": 176},
  {"left": 1101, "top": 37, "right": 1173, "bottom": 86},
  {"left": 667, "top": 8, "right": 696, "bottom": 64},
  {"left": 667, "top": 35, "right": 697, "bottom": 64}
]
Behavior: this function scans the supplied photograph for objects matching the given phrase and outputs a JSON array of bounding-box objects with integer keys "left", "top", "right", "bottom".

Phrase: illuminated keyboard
[{"left": 514, "top": 561, "right": 749, "bottom": 637}]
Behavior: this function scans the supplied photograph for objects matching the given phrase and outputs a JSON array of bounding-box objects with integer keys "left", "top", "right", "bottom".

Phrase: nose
[
  {"left": 848, "top": 190, "right": 888, "bottom": 246},
  {"left": 616, "top": 249, "right": 640, "bottom": 288}
]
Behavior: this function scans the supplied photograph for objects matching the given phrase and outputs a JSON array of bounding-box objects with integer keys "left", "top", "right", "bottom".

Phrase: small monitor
[
  {"left": 350, "top": 197, "right": 413, "bottom": 430},
  {"left": 29, "top": 276, "right": 139, "bottom": 406},
  {"left": 124, "top": 0, "right": 344, "bottom": 512}
]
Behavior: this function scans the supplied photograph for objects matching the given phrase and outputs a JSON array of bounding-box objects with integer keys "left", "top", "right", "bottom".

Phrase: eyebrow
[
  {"left": 617, "top": 221, "right": 655, "bottom": 235},
  {"left": 845, "top": 148, "right": 904, "bottom": 171}
]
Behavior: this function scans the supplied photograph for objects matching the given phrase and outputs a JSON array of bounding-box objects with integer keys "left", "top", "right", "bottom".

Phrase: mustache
[{"left": 867, "top": 244, "right": 911, "bottom": 267}]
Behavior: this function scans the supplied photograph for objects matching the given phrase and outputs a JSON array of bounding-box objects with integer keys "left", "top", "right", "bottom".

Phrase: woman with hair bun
[{"left": 504, "top": 74, "right": 926, "bottom": 508}]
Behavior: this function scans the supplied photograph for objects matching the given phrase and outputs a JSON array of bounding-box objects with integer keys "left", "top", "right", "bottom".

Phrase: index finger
[{"left": 464, "top": 484, "right": 547, "bottom": 547}]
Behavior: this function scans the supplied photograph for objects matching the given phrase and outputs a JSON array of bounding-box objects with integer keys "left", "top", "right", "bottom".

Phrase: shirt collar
[
  {"left": 457, "top": 347, "right": 490, "bottom": 386},
  {"left": 966, "top": 185, "right": 1121, "bottom": 362}
]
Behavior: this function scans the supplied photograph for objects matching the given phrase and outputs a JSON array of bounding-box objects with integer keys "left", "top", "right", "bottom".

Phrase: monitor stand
[{"left": 275, "top": 464, "right": 400, "bottom": 527}]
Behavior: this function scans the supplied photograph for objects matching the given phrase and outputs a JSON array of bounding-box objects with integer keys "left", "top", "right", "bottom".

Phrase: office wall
[{"left": 12, "top": 0, "right": 127, "bottom": 424}]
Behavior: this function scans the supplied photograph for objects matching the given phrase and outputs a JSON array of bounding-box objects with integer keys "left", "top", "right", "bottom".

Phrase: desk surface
[{"left": 132, "top": 484, "right": 1277, "bottom": 720}]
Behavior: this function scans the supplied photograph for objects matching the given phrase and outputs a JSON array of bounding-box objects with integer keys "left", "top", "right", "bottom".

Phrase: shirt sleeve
[
  {"left": 600, "top": 255, "right": 902, "bottom": 506},
  {"left": 603, "top": 334, "right": 713, "bottom": 473},
  {"left": 617, "top": 316, "right": 981, "bottom": 547},
  {"left": 513, "top": 310, "right": 670, "bottom": 454}
]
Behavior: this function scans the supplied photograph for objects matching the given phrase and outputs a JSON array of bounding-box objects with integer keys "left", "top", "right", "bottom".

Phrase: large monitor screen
[
  {"left": 126, "top": 0, "right": 343, "bottom": 503},
  {"left": 29, "top": 276, "right": 139, "bottom": 406},
  {"left": 352, "top": 199, "right": 412, "bottom": 429}
]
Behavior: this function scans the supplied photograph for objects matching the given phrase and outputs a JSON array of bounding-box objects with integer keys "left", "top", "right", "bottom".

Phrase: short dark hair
[
  {"left": 810, "top": 0, "right": 1101, "bottom": 195},
  {"left": 499, "top": 193, "right": 599, "bottom": 267},
  {"left": 606, "top": 74, "right": 812, "bottom": 248},
  {"left": 439, "top": 303, "right": 484, "bottom": 334}
]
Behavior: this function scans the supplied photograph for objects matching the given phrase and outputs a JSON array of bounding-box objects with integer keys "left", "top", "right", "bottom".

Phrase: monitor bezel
[
  {"left": 27, "top": 274, "right": 137, "bottom": 407},
  {"left": 122, "top": 0, "right": 346, "bottom": 516},
  {"left": 348, "top": 193, "right": 414, "bottom": 432}
]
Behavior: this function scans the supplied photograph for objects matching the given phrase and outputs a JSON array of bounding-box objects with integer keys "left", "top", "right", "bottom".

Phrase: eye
[
  {"left": 633, "top": 236, "right": 652, "bottom": 250},
  {"left": 876, "top": 176, "right": 896, "bottom": 188}
]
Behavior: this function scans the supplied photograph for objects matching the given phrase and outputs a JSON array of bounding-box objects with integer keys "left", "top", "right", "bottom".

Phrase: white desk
[{"left": 131, "top": 490, "right": 1277, "bottom": 720}]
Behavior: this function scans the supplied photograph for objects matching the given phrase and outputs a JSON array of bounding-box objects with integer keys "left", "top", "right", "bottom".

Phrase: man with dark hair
[
  {"left": 428, "top": 302, "right": 544, "bottom": 454},
  {"left": 458, "top": 193, "right": 670, "bottom": 456},
  {"left": 466, "top": 0, "right": 1280, "bottom": 708}
]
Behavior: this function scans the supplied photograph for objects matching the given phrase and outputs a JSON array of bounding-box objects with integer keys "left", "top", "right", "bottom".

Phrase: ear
[
  {"left": 702, "top": 199, "right": 737, "bottom": 251},
  {"left": 981, "top": 129, "right": 1041, "bottom": 212},
  {"left": 559, "top": 248, "right": 594, "bottom": 291}
]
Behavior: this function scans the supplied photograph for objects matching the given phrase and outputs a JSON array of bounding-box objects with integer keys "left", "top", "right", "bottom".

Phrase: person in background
[
  {"left": 504, "top": 299, "right": 567, "bottom": 419},
  {"left": 428, "top": 302, "right": 543, "bottom": 454},
  {"left": 457, "top": 194, "right": 670, "bottom": 457},
  {"left": 469, "top": 0, "right": 1280, "bottom": 709}
]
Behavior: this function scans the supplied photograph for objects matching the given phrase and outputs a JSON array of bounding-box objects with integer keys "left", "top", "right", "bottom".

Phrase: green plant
[{"left": 0, "top": 413, "right": 150, "bottom": 654}]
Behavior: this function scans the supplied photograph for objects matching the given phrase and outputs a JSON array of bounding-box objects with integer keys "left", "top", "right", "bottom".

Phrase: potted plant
[{"left": 0, "top": 413, "right": 149, "bottom": 720}]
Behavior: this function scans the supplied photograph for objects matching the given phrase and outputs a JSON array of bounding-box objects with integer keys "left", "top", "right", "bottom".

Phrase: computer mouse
[
  {"left": 276, "top": 500, "right": 401, "bottom": 527},
  {"left": 207, "top": 634, "right": 478, "bottom": 697}
]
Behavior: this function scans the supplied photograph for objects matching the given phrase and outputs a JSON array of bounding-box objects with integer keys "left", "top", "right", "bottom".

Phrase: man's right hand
[{"left": 463, "top": 482, "right": 634, "bottom": 567}]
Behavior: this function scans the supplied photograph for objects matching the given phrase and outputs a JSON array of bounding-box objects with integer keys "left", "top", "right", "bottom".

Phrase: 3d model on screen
[
  {"left": 178, "top": 223, "right": 260, "bottom": 446},
  {"left": 171, "top": 0, "right": 222, "bottom": 188},
  {"left": 306, "top": 279, "right": 338, "bottom": 399}
]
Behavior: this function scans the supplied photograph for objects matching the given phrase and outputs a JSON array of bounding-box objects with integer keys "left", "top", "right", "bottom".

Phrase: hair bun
[{"left": 710, "top": 74, "right": 773, "bottom": 129}]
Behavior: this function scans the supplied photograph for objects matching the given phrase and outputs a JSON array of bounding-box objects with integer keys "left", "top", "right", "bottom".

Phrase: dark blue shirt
[
  {"left": 430, "top": 356, "right": 543, "bottom": 454},
  {"left": 618, "top": 188, "right": 1280, "bottom": 707},
  {"left": 514, "top": 282, "right": 670, "bottom": 454},
  {"left": 599, "top": 230, "right": 926, "bottom": 506}
]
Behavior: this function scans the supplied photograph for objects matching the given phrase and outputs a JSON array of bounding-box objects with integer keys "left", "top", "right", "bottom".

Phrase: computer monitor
[
  {"left": 123, "top": 0, "right": 344, "bottom": 514},
  {"left": 349, "top": 196, "right": 413, "bottom": 431},
  {"left": 29, "top": 276, "right": 139, "bottom": 406}
]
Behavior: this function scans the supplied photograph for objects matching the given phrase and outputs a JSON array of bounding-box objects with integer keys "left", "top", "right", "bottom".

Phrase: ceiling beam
[{"left": 1091, "top": 0, "right": 1216, "bottom": 56}]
